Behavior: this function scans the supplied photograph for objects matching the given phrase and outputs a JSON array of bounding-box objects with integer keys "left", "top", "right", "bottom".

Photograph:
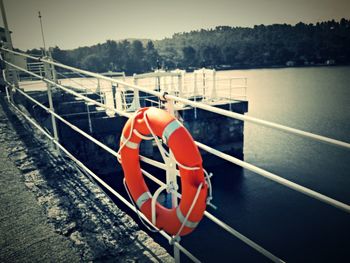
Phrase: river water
[
  {"left": 175, "top": 66, "right": 350, "bottom": 262},
  {"left": 102, "top": 66, "right": 350, "bottom": 262}
]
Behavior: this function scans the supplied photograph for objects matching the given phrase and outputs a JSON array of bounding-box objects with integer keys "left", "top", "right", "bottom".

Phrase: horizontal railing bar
[
  {"left": 0, "top": 48, "right": 162, "bottom": 98},
  {"left": 166, "top": 94, "right": 350, "bottom": 149},
  {"left": 5, "top": 77, "right": 334, "bottom": 262},
  {"left": 2, "top": 49, "right": 349, "bottom": 262},
  {"left": 141, "top": 168, "right": 167, "bottom": 187},
  {"left": 140, "top": 156, "right": 167, "bottom": 170},
  {"left": 4, "top": 58, "right": 350, "bottom": 214},
  {"left": 1, "top": 59, "right": 131, "bottom": 118},
  {"left": 8, "top": 76, "right": 285, "bottom": 261},
  {"left": 203, "top": 211, "right": 284, "bottom": 263},
  {"left": 10, "top": 85, "right": 164, "bottom": 173},
  {"left": 139, "top": 168, "right": 285, "bottom": 262},
  {"left": 12, "top": 88, "right": 119, "bottom": 158},
  {"left": 2, "top": 47, "right": 349, "bottom": 150},
  {"left": 134, "top": 71, "right": 182, "bottom": 79},
  {"left": 7, "top": 59, "right": 350, "bottom": 214},
  {"left": 196, "top": 142, "right": 350, "bottom": 214},
  {"left": 27, "top": 62, "right": 44, "bottom": 65},
  {"left": 140, "top": 143, "right": 350, "bottom": 214},
  {"left": 7, "top": 103, "right": 199, "bottom": 263}
]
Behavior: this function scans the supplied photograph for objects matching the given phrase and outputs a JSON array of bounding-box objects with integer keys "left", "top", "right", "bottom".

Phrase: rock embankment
[{"left": 0, "top": 95, "right": 172, "bottom": 262}]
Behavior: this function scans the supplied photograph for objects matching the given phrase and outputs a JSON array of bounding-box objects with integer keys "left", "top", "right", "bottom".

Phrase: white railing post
[
  {"left": 210, "top": 69, "right": 217, "bottom": 100},
  {"left": 115, "top": 84, "right": 123, "bottom": 112},
  {"left": 178, "top": 74, "right": 183, "bottom": 98},
  {"left": 164, "top": 102, "right": 181, "bottom": 263},
  {"left": 129, "top": 75, "right": 141, "bottom": 111},
  {"left": 173, "top": 236, "right": 181, "bottom": 263},
  {"left": 202, "top": 68, "right": 206, "bottom": 99},
  {"left": 193, "top": 71, "right": 198, "bottom": 97},
  {"left": 43, "top": 57, "right": 59, "bottom": 153},
  {"left": 162, "top": 74, "right": 166, "bottom": 91},
  {"left": 165, "top": 99, "right": 179, "bottom": 207},
  {"left": 2, "top": 68, "right": 11, "bottom": 102},
  {"left": 48, "top": 48, "right": 57, "bottom": 83},
  {"left": 96, "top": 78, "right": 101, "bottom": 94}
]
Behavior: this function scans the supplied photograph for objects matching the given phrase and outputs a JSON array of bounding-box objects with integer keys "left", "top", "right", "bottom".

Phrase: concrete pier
[
  {"left": 0, "top": 95, "right": 172, "bottom": 262},
  {"left": 0, "top": 119, "right": 81, "bottom": 262}
]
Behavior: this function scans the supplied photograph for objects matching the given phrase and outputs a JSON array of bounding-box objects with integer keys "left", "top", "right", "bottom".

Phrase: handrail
[
  {"left": 196, "top": 142, "right": 350, "bottom": 213},
  {"left": 6, "top": 102, "right": 200, "bottom": 263},
  {"left": 1, "top": 48, "right": 349, "bottom": 262},
  {"left": 6, "top": 85, "right": 284, "bottom": 263},
  {"left": 2, "top": 53, "right": 350, "bottom": 213},
  {"left": 1, "top": 53, "right": 350, "bottom": 209},
  {"left": 2, "top": 47, "right": 349, "bottom": 149},
  {"left": 3, "top": 68, "right": 285, "bottom": 261}
]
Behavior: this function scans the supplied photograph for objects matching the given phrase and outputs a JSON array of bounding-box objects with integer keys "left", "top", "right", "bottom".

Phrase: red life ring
[{"left": 119, "top": 107, "right": 207, "bottom": 236}]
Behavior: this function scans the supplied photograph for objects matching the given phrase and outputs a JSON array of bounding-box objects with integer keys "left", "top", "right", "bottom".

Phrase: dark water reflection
[
  {"left": 181, "top": 66, "right": 350, "bottom": 262},
  {"left": 103, "top": 66, "right": 350, "bottom": 262}
]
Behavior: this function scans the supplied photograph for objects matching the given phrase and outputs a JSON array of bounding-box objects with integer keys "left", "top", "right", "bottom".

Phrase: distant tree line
[
  {"left": 26, "top": 19, "right": 350, "bottom": 74},
  {"left": 27, "top": 40, "right": 159, "bottom": 75}
]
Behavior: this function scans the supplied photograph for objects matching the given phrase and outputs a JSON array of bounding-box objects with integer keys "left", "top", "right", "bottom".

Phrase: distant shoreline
[{"left": 182, "top": 63, "right": 350, "bottom": 73}]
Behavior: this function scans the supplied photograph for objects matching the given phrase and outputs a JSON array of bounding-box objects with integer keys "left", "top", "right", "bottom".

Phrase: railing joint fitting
[{"left": 160, "top": 91, "right": 168, "bottom": 101}]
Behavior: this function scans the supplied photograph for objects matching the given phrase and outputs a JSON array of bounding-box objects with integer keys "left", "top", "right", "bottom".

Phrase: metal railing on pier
[{"left": 1, "top": 47, "right": 349, "bottom": 263}]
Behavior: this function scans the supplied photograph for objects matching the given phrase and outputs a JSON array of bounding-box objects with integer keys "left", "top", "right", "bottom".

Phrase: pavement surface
[
  {"left": 0, "top": 93, "right": 172, "bottom": 262},
  {"left": 0, "top": 100, "right": 81, "bottom": 262}
]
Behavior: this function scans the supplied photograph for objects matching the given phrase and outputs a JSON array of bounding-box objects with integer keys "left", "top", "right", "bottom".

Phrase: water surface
[{"left": 180, "top": 66, "right": 350, "bottom": 262}]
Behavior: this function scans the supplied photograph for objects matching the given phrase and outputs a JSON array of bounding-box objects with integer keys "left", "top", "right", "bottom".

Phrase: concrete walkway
[
  {"left": 0, "top": 94, "right": 172, "bottom": 262},
  {"left": 0, "top": 105, "right": 80, "bottom": 262}
]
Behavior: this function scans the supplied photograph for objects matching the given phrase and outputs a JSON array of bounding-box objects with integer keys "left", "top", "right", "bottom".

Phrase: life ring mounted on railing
[{"left": 118, "top": 107, "right": 208, "bottom": 236}]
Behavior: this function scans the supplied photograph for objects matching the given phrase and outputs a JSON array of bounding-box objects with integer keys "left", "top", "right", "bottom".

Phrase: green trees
[
  {"left": 36, "top": 39, "right": 160, "bottom": 75},
  {"left": 145, "top": 41, "right": 159, "bottom": 70},
  {"left": 26, "top": 19, "right": 350, "bottom": 74},
  {"left": 182, "top": 46, "right": 197, "bottom": 66},
  {"left": 157, "top": 19, "right": 350, "bottom": 69}
]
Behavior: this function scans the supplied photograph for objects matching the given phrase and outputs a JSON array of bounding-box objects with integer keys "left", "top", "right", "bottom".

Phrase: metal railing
[
  {"left": 132, "top": 69, "right": 248, "bottom": 103},
  {"left": 1, "top": 47, "right": 350, "bottom": 263}
]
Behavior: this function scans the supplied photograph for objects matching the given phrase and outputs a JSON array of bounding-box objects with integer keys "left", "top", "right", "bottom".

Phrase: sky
[{"left": 0, "top": 0, "right": 349, "bottom": 50}]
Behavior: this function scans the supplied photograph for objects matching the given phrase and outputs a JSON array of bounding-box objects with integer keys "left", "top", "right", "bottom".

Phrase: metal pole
[
  {"left": 0, "top": 0, "right": 13, "bottom": 49},
  {"left": 131, "top": 76, "right": 141, "bottom": 111},
  {"left": 211, "top": 69, "right": 217, "bottom": 100},
  {"left": 178, "top": 74, "right": 182, "bottom": 97},
  {"left": 43, "top": 59, "right": 59, "bottom": 153},
  {"left": 86, "top": 103, "right": 93, "bottom": 133},
  {"left": 112, "top": 84, "right": 117, "bottom": 109},
  {"left": 174, "top": 237, "right": 181, "bottom": 263},
  {"left": 48, "top": 48, "right": 57, "bottom": 83},
  {"left": 38, "top": 11, "right": 47, "bottom": 56},
  {"left": 0, "top": 0, "right": 18, "bottom": 101},
  {"left": 202, "top": 69, "right": 205, "bottom": 99}
]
